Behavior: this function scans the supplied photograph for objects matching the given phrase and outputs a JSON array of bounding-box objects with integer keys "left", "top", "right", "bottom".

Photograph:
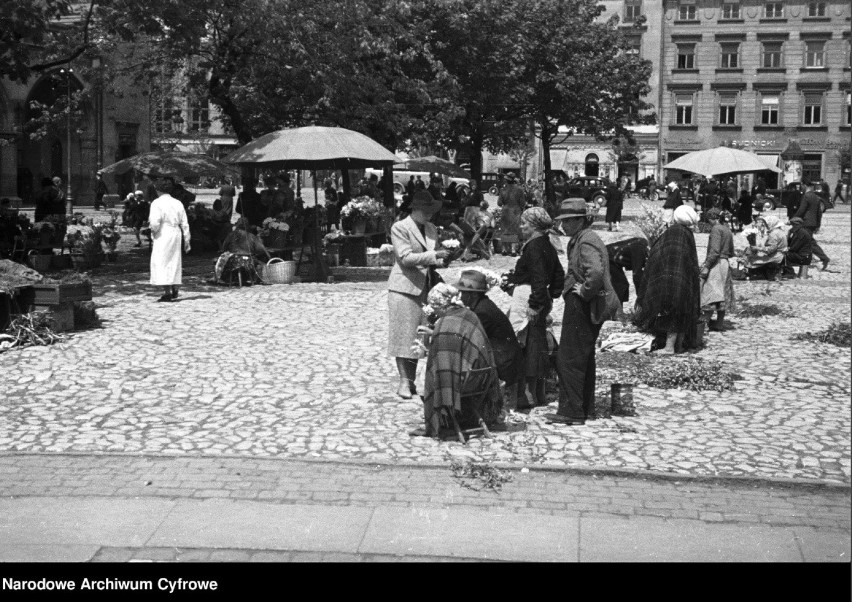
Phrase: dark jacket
[
  {"left": 795, "top": 191, "right": 823, "bottom": 230},
  {"left": 663, "top": 187, "right": 683, "bottom": 209},
  {"left": 786, "top": 225, "right": 813, "bottom": 265},
  {"left": 511, "top": 235, "right": 565, "bottom": 311},
  {"left": 607, "top": 237, "right": 649, "bottom": 304},
  {"left": 468, "top": 294, "right": 524, "bottom": 385},
  {"left": 564, "top": 228, "right": 622, "bottom": 324}
]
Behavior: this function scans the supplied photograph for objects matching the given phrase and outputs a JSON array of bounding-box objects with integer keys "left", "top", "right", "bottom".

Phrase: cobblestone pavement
[{"left": 2, "top": 200, "right": 849, "bottom": 484}]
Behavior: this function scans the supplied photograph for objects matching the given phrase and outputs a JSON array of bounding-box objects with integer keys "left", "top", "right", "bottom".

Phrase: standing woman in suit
[{"left": 388, "top": 191, "right": 451, "bottom": 398}]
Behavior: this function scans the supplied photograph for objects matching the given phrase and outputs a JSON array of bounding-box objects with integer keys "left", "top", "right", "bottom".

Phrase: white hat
[{"left": 134, "top": 190, "right": 144, "bottom": 195}]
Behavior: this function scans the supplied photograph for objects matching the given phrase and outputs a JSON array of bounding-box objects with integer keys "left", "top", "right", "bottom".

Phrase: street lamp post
[{"left": 59, "top": 65, "right": 74, "bottom": 215}]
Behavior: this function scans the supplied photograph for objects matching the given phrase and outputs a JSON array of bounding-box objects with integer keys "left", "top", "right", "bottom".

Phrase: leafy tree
[{"left": 506, "top": 0, "right": 656, "bottom": 205}]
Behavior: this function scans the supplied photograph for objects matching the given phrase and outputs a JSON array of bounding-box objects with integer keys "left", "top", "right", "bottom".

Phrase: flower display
[
  {"left": 262, "top": 217, "right": 290, "bottom": 232},
  {"left": 379, "top": 243, "right": 394, "bottom": 254},
  {"left": 340, "top": 196, "right": 384, "bottom": 221},
  {"left": 468, "top": 266, "right": 501, "bottom": 290},
  {"left": 441, "top": 239, "right": 461, "bottom": 250}
]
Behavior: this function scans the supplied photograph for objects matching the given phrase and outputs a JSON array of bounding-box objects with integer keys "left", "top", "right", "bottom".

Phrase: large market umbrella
[
  {"left": 222, "top": 125, "right": 400, "bottom": 169},
  {"left": 663, "top": 146, "right": 781, "bottom": 178},
  {"left": 99, "top": 150, "right": 240, "bottom": 179},
  {"left": 401, "top": 155, "right": 470, "bottom": 179},
  {"left": 224, "top": 126, "right": 401, "bottom": 282}
]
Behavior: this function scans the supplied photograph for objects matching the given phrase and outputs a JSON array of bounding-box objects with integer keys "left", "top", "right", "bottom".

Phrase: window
[
  {"left": 677, "top": 44, "right": 695, "bottom": 69},
  {"left": 624, "top": 0, "right": 642, "bottom": 23},
  {"left": 846, "top": 93, "right": 852, "bottom": 125},
  {"left": 764, "top": 2, "right": 784, "bottom": 18},
  {"left": 153, "top": 96, "right": 175, "bottom": 134},
  {"left": 802, "top": 154, "right": 822, "bottom": 182},
  {"left": 188, "top": 98, "right": 209, "bottom": 133},
  {"left": 805, "top": 41, "right": 825, "bottom": 68},
  {"left": 626, "top": 35, "right": 642, "bottom": 55},
  {"left": 718, "top": 93, "right": 737, "bottom": 125},
  {"left": 678, "top": 0, "right": 696, "bottom": 20},
  {"left": 803, "top": 92, "right": 823, "bottom": 125},
  {"left": 762, "top": 41, "right": 783, "bottom": 68},
  {"left": 675, "top": 93, "right": 694, "bottom": 124},
  {"left": 760, "top": 94, "right": 780, "bottom": 124},
  {"left": 807, "top": 2, "right": 826, "bottom": 17},
  {"left": 720, "top": 43, "right": 740, "bottom": 68},
  {"left": 721, "top": 2, "right": 740, "bottom": 19}
]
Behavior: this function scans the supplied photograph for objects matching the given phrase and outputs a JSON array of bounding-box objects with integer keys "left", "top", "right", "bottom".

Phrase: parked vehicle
[
  {"left": 364, "top": 168, "right": 469, "bottom": 197},
  {"left": 763, "top": 183, "right": 803, "bottom": 211},
  {"left": 564, "top": 176, "right": 616, "bottom": 206}
]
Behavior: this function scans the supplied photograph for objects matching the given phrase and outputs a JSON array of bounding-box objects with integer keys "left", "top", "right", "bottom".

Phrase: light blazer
[{"left": 388, "top": 216, "right": 440, "bottom": 296}]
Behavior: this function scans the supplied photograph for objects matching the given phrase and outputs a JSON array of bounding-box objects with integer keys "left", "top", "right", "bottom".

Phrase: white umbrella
[{"left": 663, "top": 147, "right": 782, "bottom": 178}]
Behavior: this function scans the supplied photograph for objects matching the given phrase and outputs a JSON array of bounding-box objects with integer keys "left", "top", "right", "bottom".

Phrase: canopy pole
[{"left": 311, "top": 170, "right": 328, "bottom": 283}]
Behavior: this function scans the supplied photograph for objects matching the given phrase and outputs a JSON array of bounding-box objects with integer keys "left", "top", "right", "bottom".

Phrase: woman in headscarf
[
  {"left": 634, "top": 205, "right": 701, "bottom": 354},
  {"left": 409, "top": 283, "right": 503, "bottom": 438},
  {"left": 215, "top": 218, "right": 270, "bottom": 284},
  {"left": 507, "top": 207, "right": 565, "bottom": 407},
  {"left": 700, "top": 208, "right": 736, "bottom": 332},
  {"left": 744, "top": 214, "right": 787, "bottom": 281}
]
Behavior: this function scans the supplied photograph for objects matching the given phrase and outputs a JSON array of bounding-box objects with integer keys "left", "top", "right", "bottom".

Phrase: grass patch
[
  {"left": 597, "top": 352, "right": 740, "bottom": 393},
  {"left": 450, "top": 460, "right": 513, "bottom": 492},
  {"left": 734, "top": 302, "right": 794, "bottom": 319},
  {"left": 792, "top": 322, "right": 852, "bottom": 348}
]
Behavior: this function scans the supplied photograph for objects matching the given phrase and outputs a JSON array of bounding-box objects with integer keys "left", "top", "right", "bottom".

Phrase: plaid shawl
[
  {"left": 423, "top": 306, "right": 502, "bottom": 435},
  {"left": 635, "top": 224, "right": 700, "bottom": 335}
]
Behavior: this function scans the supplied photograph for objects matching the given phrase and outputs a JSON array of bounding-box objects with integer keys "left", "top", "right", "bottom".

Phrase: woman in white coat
[
  {"left": 387, "top": 191, "right": 450, "bottom": 398},
  {"left": 148, "top": 173, "right": 191, "bottom": 302}
]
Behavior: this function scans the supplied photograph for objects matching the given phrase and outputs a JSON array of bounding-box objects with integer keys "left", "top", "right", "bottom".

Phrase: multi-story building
[
  {"left": 0, "top": 3, "right": 150, "bottom": 206},
  {"left": 660, "top": 0, "right": 851, "bottom": 187}
]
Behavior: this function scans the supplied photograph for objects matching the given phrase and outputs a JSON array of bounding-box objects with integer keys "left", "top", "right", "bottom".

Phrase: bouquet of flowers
[
  {"left": 379, "top": 243, "right": 394, "bottom": 255},
  {"left": 262, "top": 217, "right": 290, "bottom": 233},
  {"left": 64, "top": 226, "right": 103, "bottom": 255},
  {"left": 441, "top": 239, "right": 460, "bottom": 250},
  {"left": 340, "top": 196, "right": 384, "bottom": 221},
  {"left": 468, "top": 266, "right": 501, "bottom": 290},
  {"left": 499, "top": 269, "right": 515, "bottom": 295},
  {"left": 94, "top": 212, "right": 121, "bottom": 252},
  {"left": 323, "top": 230, "right": 346, "bottom": 247}
]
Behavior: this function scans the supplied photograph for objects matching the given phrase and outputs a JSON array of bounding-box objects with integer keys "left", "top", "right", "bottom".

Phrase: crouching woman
[{"left": 409, "top": 283, "right": 503, "bottom": 438}]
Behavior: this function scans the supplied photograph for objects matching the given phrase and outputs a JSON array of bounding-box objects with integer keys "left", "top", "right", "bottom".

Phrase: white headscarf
[{"left": 672, "top": 205, "right": 698, "bottom": 226}]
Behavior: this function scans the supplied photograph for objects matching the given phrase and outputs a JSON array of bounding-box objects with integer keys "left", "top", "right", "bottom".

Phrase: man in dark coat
[
  {"left": 94, "top": 172, "right": 108, "bottom": 211},
  {"left": 455, "top": 270, "right": 526, "bottom": 410},
  {"left": 785, "top": 217, "right": 813, "bottom": 276},
  {"left": 795, "top": 180, "right": 830, "bottom": 271},
  {"left": 606, "top": 237, "right": 649, "bottom": 305},
  {"left": 546, "top": 198, "right": 621, "bottom": 426}
]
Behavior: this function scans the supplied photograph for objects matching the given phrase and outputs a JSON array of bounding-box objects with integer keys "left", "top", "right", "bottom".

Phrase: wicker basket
[
  {"left": 28, "top": 251, "right": 52, "bottom": 273},
  {"left": 264, "top": 258, "right": 297, "bottom": 284}
]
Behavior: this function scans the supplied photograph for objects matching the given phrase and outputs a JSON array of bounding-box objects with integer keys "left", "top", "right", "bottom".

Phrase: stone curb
[{"left": 3, "top": 451, "right": 849, "bottom": 493}]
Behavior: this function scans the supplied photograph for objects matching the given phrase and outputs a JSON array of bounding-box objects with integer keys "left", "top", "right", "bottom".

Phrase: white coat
[{"left": 149, "top": 193, "right": 190, "bottom": 285}]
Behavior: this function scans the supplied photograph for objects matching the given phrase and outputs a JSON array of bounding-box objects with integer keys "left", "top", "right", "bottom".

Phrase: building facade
[{"left": 660, "top": 0, "right": 851, "bottom": 187}]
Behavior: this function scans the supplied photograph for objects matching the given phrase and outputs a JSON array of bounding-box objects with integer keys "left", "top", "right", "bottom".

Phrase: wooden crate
[
  {"left": 32, "top": 281, "right": 92, "bottom": 305},
  {"left": 33, "top": 302, "right": 74, "bottom": 332}
]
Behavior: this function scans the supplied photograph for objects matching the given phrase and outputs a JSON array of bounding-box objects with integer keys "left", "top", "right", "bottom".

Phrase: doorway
[{"left": 584, "top": 153, "right": 599, "bottom": 177}]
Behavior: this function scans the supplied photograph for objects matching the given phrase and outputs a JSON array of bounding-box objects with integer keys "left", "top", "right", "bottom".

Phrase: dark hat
[
  {"left": 454, "top": 270, "right": 488, "bottom": 292},
  {"left": 554, "top": 198, "right": 588, "bottom": 220},
  {"left": 789, "top": 217, "right": 804, "bottom": 226},
  {"left": 410, "top": 190, "right": 442, "bottom": 214}
]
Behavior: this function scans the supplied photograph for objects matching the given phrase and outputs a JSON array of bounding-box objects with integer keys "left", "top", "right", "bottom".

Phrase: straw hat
[{"left": 554, "top": 198, "right": 589, "bottom": 220}]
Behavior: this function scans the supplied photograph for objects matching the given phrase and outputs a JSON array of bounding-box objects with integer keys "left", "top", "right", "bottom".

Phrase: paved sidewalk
[{"left": 0, "top": 454, "right": 848, "bottom": 562}]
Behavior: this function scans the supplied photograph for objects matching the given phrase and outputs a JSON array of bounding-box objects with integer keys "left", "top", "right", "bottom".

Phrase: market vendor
[
  {"left": 743, "top": 215, "right": 787, "bottom": 281},
  {"left": 215, "top": 218, "right": 270, "bottom": 284},
  {"left": 409, "top": 283, "right": 503, "bottom": 439}
]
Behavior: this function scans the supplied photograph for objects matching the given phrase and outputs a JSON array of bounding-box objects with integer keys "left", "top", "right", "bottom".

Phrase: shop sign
[
  {"left": 723, "top": 139, "right": 778, "bottom": 149},
  {"left": 663, "top": 137, "right": 701, "bottom": 146}
]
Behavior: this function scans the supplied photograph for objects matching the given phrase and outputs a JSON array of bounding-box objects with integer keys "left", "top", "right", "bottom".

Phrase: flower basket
[
  {"left": 27, "top": 250, "right": 52, "bottom": 273},
  {"left": 263, "top": 258, "right": 297, "bottom": 284}
]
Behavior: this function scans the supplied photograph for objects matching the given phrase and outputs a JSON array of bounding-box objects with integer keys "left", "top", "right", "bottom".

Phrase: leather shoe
[
  {"left": 544, "top": 413, "right": 585, "bottom": 425},
  {"left": 156, "top": 295, "right": 173, "bottom": 303}
]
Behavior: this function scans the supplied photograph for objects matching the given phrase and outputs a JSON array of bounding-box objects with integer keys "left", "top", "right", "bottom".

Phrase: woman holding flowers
[{"left": 387, "top": 191, "right": 451, "bottom": 399}]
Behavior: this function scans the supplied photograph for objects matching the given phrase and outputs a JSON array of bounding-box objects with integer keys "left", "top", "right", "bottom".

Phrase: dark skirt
[
  {"left": 523, "top": 318, "right": 551, "bottom": 379},
  {"left": 492, "top": 337, "right": 524, "bottom": 386}
]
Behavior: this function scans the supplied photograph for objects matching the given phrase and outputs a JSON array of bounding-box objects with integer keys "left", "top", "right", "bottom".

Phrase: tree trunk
[
  {"left": 540, "top": 120, "right": 555, "bottom": 208},
  {"left": 382, "top": 165, "right": 394, "bottom": 210},
  {"left": 209, "top": 72, "right": 253, "bottom": 145},
  {"left": 469, "top": 131, "right": 484, "bottom": 185}
]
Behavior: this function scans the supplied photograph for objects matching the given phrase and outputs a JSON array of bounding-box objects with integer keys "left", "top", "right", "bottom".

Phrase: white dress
[{"left": 149, "top": 193, "right": 190, "bottom": 285}]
